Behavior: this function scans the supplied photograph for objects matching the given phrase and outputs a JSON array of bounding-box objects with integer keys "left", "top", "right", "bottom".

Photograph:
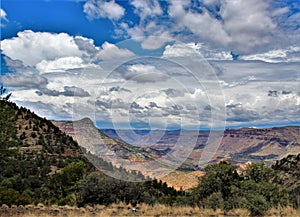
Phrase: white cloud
[
  {"left": 163, "top": 43, "right": 198, "bottom": 58},
  {"left": 220, "top": 0, "right": 277, "bottom": 52},
  {"left": 124, "top": 21, "right": 172, "bottom": 50},
  {"left": 116, "top": 0, "right": 298, "bottom": 54},
  {"left": 124, "top": 64, "right": 169, "bottom": 83},
  {"left": 83, "top": 0, "right": 125, "bottom": 20},
  {"left": 0, "top": 71, "right": 48, "bottom": 88},
  {"left": 200, "top": 60, "right": 300, "bottom": 126},
  {"left": 0, "top": 8, "right": 8, "bottom": 21},
  {"left": 140, "top": 34, "right": 172, "bottom": 50},
  {"left": 130, "top": 0, "right": 163, "bottom": 21},
  {"left": 3, "top": 56, "right": 24, "bottom": 68},
  {"left": 1, "top": 30, "right": 109, "bottom": 73},
  {"left": 77, "top": 0, "right": 300, "bottom": 55},
  {"left": 74, "top": 36, "right": 99, "bottom": 56},
  {"left": 223, "top": 81, "right": 300, "bottom": 125},
  {"left": 1, "top": 30, "right": 299, "bottom": 129},
  {"left": 168, "top": 0, "right": 231, "bottom": 45},
  {"left": 163, "top": 43, "right": 233, "bottom": 60},
  {"left": 1, "top": 30, "right": 85, "bottom": 66},
  {"left": 96, "top": 42, "right": 135, "bottom": 60},
  {"left": 271, "top": 7, "right": 289, "bottom": 17},
  {"left": 36, "top": 56, "right": 89, "bottom": 72},
  {"left": 240, "top": 46, "right": 300, "bottom": 63},
  {"left": 167, "top": 0, "right": 283, "bottom": 53}
]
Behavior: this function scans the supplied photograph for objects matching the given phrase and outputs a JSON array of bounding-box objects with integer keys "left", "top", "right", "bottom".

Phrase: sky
[{"left": 0, "top": 0, "right": 300, "bottom": 130}]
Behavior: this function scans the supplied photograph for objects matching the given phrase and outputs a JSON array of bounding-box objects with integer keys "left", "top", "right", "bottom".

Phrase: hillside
[
  {"left": 52, "top": 118, "right": 165, "bottom": 162},
  {"left": 0, "top": 99, "right": 94, "bottom": 205},
  {"left": 0, "top": 98, "right": 182, "bottom": 207},
  {"left": 272, "top": 153, "right": 300, "bottom": 207}
]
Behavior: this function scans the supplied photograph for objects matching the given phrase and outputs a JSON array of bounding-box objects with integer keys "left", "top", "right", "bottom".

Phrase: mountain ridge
[
  {"left": 52, "top": 118, "right": 166, "bottom": 162},
  {"left": 91, "top": 125, "right": 300, "bottom": 166}
]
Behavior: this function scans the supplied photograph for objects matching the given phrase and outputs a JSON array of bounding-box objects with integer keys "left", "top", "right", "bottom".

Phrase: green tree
[
  {"left": 193, "top": 161, "right": 240, "bottom": 210},
  {"left": 0, "top": 85, "right": 11, "bottom": 101},
  {"left": 243, "top": 162, "right": 275, "bottom": 183}
]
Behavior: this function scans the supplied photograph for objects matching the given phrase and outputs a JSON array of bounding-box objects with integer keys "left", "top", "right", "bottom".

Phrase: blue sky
[
  {"left": 1, "top": 0, "right": 116, "bottom": 44},
  {"left": 0, "top": 0, "right": 300, "bottom": 130}
]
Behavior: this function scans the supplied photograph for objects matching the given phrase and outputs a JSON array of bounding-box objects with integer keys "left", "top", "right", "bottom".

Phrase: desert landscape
[{"left": 1, "top": 0, "right": 300, "bottom": 216}]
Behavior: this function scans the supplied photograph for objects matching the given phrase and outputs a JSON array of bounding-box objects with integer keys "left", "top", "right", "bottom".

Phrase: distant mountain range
[
  {"left": 219, "top": 127, "right": 300, "bottom": 163},
  {"left": 101, "top": 126, "right": 300, "bottom": 166}
]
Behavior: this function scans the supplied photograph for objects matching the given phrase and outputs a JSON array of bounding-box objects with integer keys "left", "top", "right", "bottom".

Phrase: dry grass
[{"left": 1, "top": 203, "right": 300, "bottom": 217}]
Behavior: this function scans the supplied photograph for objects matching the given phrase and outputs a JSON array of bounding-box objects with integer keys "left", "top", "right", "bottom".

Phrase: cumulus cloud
[
  {"left": 123, "top": 21, "right": 172, "bottom": 50},
  {"left": 5, "top": 56, "right": 299, "bottom": 129},
  {"left": 163, "top": 43, "right": 198, "bottom": 58},
  {"left": 1, "top": 28, "right": 299, "bottom": 129},
  {"left": 140, "top": 34, "right": 172, "bottom": 50},
  {"left": 162, "top": 42, "right": 232, "bottom": 60},
  {"left": 1, "top": 31, "right": 136, "bottom": 74},
  {"left": 74, "top": 36, "right": 99, "bottom": 56},
  {"left": 36, "top": 57, "right": 81, "bottom": 73},
  {"left": 95, "top": 98, "right": 128, "bottom": 109},
  {"left": 1, "top": 30, "right": 84, "bottom": 66},
  {"left": 169, "top": 1, "right": 231, "bottom": 45},
  {"left": 83, "top": 0, "right": 125, "bottom": 20},
  {"left": 167, "top": 0, "right": 287, "bottom": 53},
  {"left": 0, "top": 8, "right": 8, "bottom": 27},
  {"left": 130, "top": 0, "right": 163, "bottom": 21},
  {"left": 113, "top": 0, "right": 298, "bottom": 54},
  {"left": 36, "top": 56, "right": 88, "bottom": 73},
  {"left": 3, "top": 56, "right": 24, "bottom": 68},
  {"left": 216, "top": 60, "right": 300, "bottom": 126},
  {"left": 220, "top": 0, "right": 276, "bottom": 45},
  {"left": 96, "top": 42, "right": 135, "bottom": 60},
  {"left": 123, "top": 64, "right": 169, "bottom": 83}
]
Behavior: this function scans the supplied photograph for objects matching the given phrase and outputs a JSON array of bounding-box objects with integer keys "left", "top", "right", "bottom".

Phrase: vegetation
[
  {"left": 0, "top": 98, "right": 181, "bottom": 208},
  {"left": 192, "top": 161, "right": 289, "bottom": 216},
  {"left": 0, "top": 90, "right": 299, "bottom": 216},
  {"left": 0, "top": 99, "right": 93, "bottom": 206},
  {"left": 273, "top": 153, "right": 300, "bottom": 208},
  {"left": 0, "top": 85, "right": 11, "bottom": 101},
  {"left": 1, "top": 203, "right": 299, "bottom": 217}
]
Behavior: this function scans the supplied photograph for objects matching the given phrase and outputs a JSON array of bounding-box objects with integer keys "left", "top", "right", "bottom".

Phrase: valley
[{"left": 53, "top": 119, "right": 300, "bottom": 190}]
